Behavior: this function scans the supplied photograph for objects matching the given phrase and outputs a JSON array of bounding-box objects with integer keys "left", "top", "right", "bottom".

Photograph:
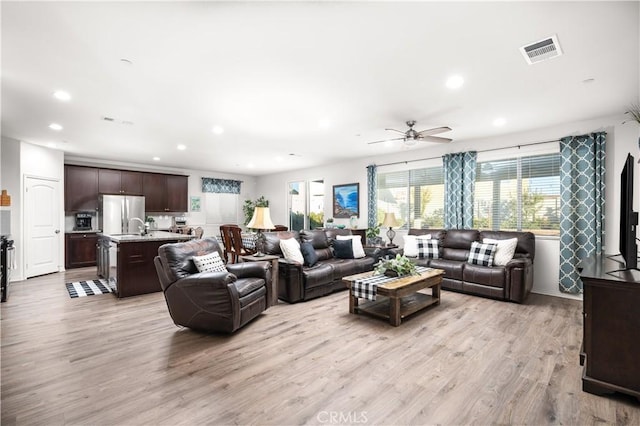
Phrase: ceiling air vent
[{"left": 520, "top": 35, "right": 563, "bottom": 65}]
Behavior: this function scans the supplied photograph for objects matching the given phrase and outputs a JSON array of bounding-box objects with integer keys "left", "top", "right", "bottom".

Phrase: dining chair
[
  {"left": 219, "top": 225, "right": 238, "bottom": 263},
  {"left": 229, "top": 226, "right": 255, "bottom": 262},
  {"left": 194, "top": 227, "right": 204, "bottom": 239}
]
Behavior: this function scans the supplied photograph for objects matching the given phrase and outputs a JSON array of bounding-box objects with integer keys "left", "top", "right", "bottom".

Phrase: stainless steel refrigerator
[{"left": 98, "top": 195, "right": 146, "bottom": 235}]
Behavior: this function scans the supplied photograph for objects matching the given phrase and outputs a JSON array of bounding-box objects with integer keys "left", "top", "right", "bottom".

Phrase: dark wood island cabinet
[
  {"left": 579, "top": 254, "right": 640, "bottom": 401},
  {"left": 97, "top": 232, "right": 194, "bottom": 298}
]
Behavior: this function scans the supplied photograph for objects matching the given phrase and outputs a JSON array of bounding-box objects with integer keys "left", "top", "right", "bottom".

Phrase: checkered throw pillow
[
  {"left": 417, "top": 238, "right": 439, "bottom": 259},
  {"left": 192, "top": 251, "right": 228, "bottom": 273},
  {"left": 467, "top": 241, "right": 497, "bottom": 266}
]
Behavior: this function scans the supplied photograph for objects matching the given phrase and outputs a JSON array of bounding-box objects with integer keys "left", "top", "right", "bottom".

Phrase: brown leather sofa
[
  {"left": 154, "top": 237, "right": 272, "bottom": 333},
  {"left": 262, "top": 229, "right": 377, "bottom": 303},
  {"left": 395, "top": 229, "right": 535, "bottom": 303}
]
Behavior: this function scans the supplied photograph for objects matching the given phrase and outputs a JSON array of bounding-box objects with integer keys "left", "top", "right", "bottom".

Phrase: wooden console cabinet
[{"left": 579, "top": 254, "right": 640, "bottom": 401}]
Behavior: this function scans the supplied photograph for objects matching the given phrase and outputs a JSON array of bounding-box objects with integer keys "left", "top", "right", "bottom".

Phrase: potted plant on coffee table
[{"left": 374, "top": 254, "right": 418, "bottom": 277}]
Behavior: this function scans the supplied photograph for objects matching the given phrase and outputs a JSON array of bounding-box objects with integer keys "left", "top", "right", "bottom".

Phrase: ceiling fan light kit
[{"left": 368, "top": 120, "right": 452, "bottom": 146}]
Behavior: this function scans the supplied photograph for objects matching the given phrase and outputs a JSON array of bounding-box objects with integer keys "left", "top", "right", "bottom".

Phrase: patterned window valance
[{"left": 201, "top": 177, "right": 242, "bottom": 194}]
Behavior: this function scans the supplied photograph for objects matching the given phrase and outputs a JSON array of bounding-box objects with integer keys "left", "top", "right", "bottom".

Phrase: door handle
[{"left": 55, "top": 229, "right": 60, "bottom": 234}]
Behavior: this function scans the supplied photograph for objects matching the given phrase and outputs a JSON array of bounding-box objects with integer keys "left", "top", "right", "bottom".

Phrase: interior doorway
[{"left": 25, "top": 176, "right": 61, "bottom": 278}]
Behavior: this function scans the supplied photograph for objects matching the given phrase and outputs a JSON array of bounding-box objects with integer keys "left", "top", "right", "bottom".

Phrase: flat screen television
[{"left": 619, "top": 153, "right": 638, "bottom": 270}]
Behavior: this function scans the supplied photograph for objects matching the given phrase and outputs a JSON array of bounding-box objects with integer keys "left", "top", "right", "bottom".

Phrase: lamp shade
[
  {"left": 381, "top": 212, "right": 398, "bottom": 228},
  {"left": 247, "top": 206, "right": 275, "bottom": 230}
]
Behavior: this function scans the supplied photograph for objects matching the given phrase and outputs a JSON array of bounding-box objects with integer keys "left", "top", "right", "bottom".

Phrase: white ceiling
[{"left": 2, "top": 1, "right": 638, "bottom": 176}]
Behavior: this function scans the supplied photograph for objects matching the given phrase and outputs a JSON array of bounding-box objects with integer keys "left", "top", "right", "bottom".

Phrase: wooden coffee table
[{"left": 342, "top": 268, "right": 444, "bottom": 326}]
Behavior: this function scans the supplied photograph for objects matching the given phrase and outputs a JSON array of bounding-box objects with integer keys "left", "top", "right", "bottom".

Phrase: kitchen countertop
[{"left": 99, "top": 231, "right": 195, "bottom": 243}]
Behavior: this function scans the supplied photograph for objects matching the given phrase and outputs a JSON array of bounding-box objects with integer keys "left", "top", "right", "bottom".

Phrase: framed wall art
[
  {"left": 190, "top": 196, "right": 201, "bottom": 212},
  {"left": 333, "top": 183, "right": 359, "bottom": 218}
]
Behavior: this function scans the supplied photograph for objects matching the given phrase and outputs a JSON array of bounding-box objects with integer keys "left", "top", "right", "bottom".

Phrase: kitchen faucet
[{"left": 129, "top": 217, "right": 148, "bottom": 236}]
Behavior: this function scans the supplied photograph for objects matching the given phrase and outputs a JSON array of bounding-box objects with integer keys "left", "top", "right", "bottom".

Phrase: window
[
  {"left": 205, "top": 193, "right": 239, "bottom": 224},
  {"left": 474, "top": 153, "right": 560, "bottom": 236},
  {"left": 377, "top": 167, "right": 444, "bottom": 229},
  {"left": 288, "top": 179, "right": 324, "bottom": 231}
]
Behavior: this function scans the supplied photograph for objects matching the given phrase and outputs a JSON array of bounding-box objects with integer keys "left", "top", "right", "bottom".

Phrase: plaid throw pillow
[
  {"left": 467, "top": 241, "right": 497, "bottom": 266},
  {"left": 192, "top": 251, "right": 228, "bottom": 273},
  {"left": 417, "top": 239, "right": 439, "bottom": 259}
]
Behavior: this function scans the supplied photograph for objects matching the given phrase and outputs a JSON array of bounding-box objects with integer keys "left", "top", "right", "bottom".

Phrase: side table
[{"left": 239, "top": 254, "right": 279, "bottom": 305}]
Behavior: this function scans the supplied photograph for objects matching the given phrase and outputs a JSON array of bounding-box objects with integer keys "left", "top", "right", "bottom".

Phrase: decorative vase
[{"left": 350, "top": 215, "right": 358, "bottom": 229}]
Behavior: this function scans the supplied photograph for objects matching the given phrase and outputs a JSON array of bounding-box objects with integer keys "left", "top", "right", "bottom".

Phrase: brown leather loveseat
[
  {"left": 262, "top": 229, "right": 378, "bottom": 303},
  {"left": 395, "top": 229, "right": 535, "bottom": 303},
  {"left": 154, "top": 237, "right": 272, "bottom": 333}
]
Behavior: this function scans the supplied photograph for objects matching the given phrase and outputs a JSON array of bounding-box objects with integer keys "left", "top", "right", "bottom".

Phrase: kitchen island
[{"left": 98, "top": 231, "right": 194, "bottom": 298}]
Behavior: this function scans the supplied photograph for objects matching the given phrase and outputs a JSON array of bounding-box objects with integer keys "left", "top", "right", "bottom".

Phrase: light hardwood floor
[{"left": 2, "top": 268, "right": 639, "bottom": 425}]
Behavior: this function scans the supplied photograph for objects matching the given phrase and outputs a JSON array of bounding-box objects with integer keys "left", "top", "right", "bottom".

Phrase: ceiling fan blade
[
  {"left": 416, "top": 126, "right": 452, "bottom": 136},
  {"left": 367, "top": 137, "right": 405, "bottom": 145},
  {"left": 384, "top": 128, "right": 407, "bottom": 135},
  {"left": 419, "top": 135, "right": 453, "bottom": 143}
]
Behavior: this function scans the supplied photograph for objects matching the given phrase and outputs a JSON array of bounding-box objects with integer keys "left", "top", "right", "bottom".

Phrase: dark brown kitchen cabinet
[
  {"left": 64, "top": 165, "right": 99, "bottom": 211},
  {"left": 143, "top": 173, "right": 188, "bottom": 212},
  {"left": 65, "top": 233, "right": 99, "bottom": 269},
  {"left": 98, "top": 169, "right": 143, "bottom": 195},
  {"left": 142, "top": 173, "right": 167, "bottom": 212},
  {"left": 166, "top": 175, "right": 189, "bottom": 212}
]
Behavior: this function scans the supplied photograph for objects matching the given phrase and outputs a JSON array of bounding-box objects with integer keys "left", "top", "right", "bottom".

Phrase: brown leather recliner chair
[{"left": 154, "top": 238, "right": 272, "bottom": 333}]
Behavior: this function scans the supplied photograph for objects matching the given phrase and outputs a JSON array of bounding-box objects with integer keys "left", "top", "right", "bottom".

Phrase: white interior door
[{"left": 26, "top": 177, "right": 60, "bottom": 278}]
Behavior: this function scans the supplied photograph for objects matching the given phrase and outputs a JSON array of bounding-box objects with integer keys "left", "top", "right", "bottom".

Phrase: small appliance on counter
[
  {"left": 74, "top": 212, "right": 93, "bottom": 231},
  {"left": 174, "top": 216, "right": 187, "bottom": 227}
]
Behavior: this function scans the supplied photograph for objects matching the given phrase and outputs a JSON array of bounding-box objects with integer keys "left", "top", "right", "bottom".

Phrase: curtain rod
[{"left": 371, "top": 138, "right": 561, "bottom": 168}]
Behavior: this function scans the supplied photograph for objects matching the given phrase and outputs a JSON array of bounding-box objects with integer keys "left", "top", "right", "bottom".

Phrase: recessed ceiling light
[
  {"left": 446, "top": 75, "right": 464, "bottom": 89},
  {"left": 493, "top": 117, "right": 506, "bottom": 127},
  {"left": 153, "top": 157, "right": 160, "bottom": 161},
  {"left": 177, "top": 144, "right": 186, "bottom": 150},
  {"left": 47, "top": 142, "right": 57, "bottom": 148},
  {"left": 275, "top": 156, "right": 283, "bottom": 162},
  {"left": 212, "top": 125, "right": 224, "bottom": 135},
  {"left": 53, "top": 90, "right": 71, "bottom": 101},
  {"left": 247, "top": 163, "right": 255, "bottom": 169},
  {"left": 49, "top": 123, "right": 63, "bottom": 131},
  {"left": 317, "top": 119, "right": 331, "bottom": 129}
]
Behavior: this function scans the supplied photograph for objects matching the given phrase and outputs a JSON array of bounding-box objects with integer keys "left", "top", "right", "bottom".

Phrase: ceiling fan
[{"left": 367, "top": 120, "right": 452, "bottom": 146}]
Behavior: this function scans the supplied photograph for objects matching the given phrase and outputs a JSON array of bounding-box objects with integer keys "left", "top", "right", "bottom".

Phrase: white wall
[
  {"left": 257, "top": 113, "right": 640, "bottom": 300},
  {"left": 0, "top": 138, "right": 65, "bottom": 281}
]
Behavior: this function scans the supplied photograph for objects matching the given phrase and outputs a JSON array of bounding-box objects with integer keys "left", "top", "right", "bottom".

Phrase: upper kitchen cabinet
[
  {"left": 65, "top": 165, "right": 99, "bottom": 211},
  {"left": 142, "top": 173, "right": 188, "bottom": 213},
  {"left": 98, "top": 169, "right": 143, "bottom": 195},
  {"left": 166, "top": 175, "right": 189, "bottom": 212}
]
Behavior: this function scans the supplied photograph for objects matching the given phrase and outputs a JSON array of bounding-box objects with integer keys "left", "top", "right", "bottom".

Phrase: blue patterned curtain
[
  {"left": 443, "top": 151, "right": 477, "bottom": 229},
  {"left": 201, "top": 177, "right": 242, "bottom": 194},
  {"left": 367, "top": 164, "right": 377, "bottom": 228},
  {"left": 559, "top": 132, "right": 606, "bottom": 294}
]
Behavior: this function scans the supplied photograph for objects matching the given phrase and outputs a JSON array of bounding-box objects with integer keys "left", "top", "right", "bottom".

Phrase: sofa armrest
[
  {"left": 277, "top": 258, "right": 305, "bottom": 303},
  {"left": 227, "top": 261, "right": 270, "bottom": 279},
  {"left": 504, "top": 257, "right": 534, "bottom": 303},
  {"left": 388, "top": 248, "right": 403, "bottom": 257},
  {"left": 364, "top": 247, "right": 383, "bottom": 262},
  {"left": 174, "top": 271, "right": 237, "bottom": 290}
]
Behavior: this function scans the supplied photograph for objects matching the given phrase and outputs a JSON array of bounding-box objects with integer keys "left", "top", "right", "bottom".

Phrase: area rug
[{"left": 65, "top": 278, "right": 115, "bottom": 298}]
